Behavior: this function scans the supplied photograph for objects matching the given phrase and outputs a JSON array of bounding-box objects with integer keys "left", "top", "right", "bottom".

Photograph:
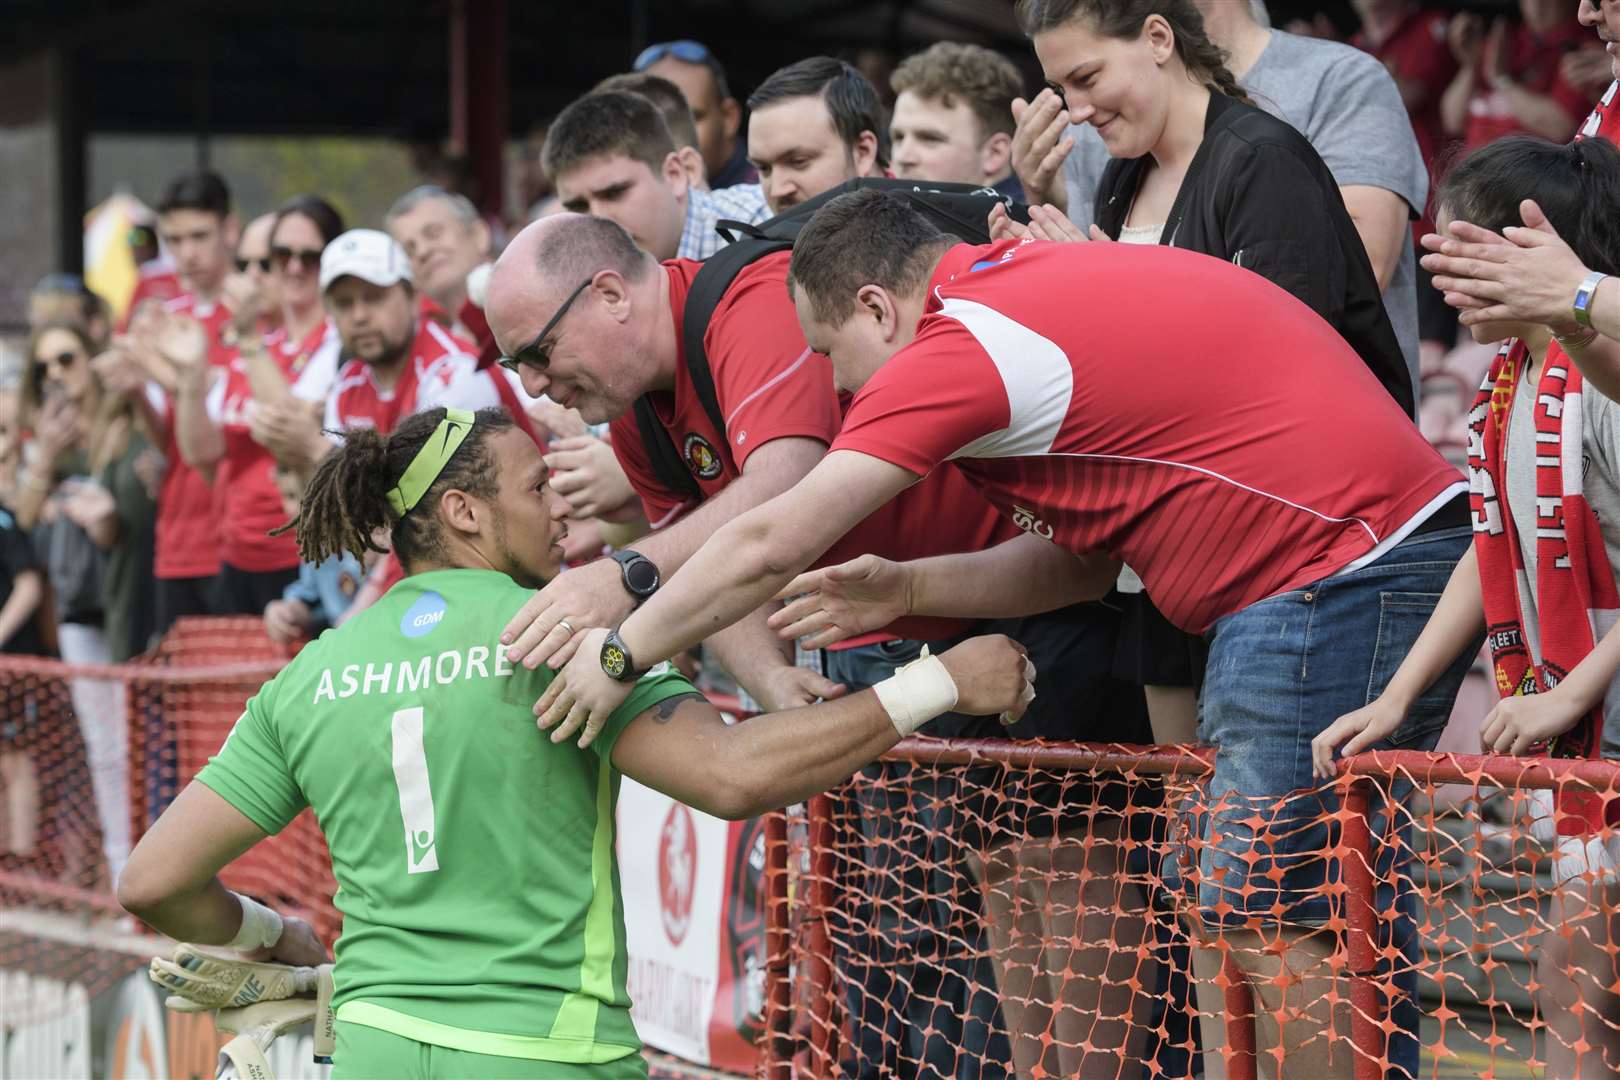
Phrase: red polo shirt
[{"left": 832, "top": 240, "right": 1465, "bottom": 634}]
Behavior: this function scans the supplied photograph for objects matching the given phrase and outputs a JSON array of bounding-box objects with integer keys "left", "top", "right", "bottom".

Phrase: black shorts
[{"left": 1112, "top": 591, "right": 1208, "bottom": 689}]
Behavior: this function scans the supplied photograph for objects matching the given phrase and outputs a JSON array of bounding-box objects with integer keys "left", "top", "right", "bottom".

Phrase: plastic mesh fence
[
  {"left": 9, "top": 626, "right": 1620, "bottom": 1079},
  {"left": 0, "top": 618, "right": 337, "bottom": 1026},
  {"left": 757, "top": 741, "right": 1620, "bottom": 1080}
]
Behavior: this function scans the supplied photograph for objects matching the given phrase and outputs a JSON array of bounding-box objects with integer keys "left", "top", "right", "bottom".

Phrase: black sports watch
[
  {"left": 610, "top": 549, "right": 661, "bottom": 604},
  {"left": 599, "top": 627, "right": 648, "bottom": 683}
]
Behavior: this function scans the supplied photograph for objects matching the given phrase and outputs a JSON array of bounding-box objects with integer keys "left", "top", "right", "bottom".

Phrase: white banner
[{"left": 618, "top": 776, "right": 730, "bottom": 1064}]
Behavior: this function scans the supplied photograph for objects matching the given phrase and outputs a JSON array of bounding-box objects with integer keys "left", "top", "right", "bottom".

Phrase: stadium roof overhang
[{"left": 2, "top": 0, "right": 1038, "bottom": 277}]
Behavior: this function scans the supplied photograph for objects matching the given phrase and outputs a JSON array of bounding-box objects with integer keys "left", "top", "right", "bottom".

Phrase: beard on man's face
[{"left": 490, "top": 506, "right": 557, "bottom": 590}]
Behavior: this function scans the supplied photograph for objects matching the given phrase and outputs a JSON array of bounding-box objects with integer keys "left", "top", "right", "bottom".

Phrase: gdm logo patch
[{"left": 400, "top": 591, "right": 448, "bottom": 639}]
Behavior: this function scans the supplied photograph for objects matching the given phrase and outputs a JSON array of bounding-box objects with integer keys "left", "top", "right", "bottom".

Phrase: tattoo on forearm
[{"left": 655, "top": 693, "right": 705, "bottom": 722}]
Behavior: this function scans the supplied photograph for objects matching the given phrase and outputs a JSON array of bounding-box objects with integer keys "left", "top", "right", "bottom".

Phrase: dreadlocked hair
[
  {"left": 274, "top": 406, "right": 515, "bottom": 568},
  {"left": 1014, "top": 0, "right": 1254, "bottom": 108}
]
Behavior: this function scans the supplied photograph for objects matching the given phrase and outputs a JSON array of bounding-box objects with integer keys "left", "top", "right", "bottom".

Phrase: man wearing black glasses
[
  {"left": 634, "top": 39, "right": 757, "bottom": 189},
  {"left": 482, "top": 211, "right": 1122, "bottom": 722}
]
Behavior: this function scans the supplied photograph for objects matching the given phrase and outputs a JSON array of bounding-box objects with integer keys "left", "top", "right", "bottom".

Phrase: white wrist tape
[
  {"left": 872, "top": 647, "right": 958, "bottom": 737},
  {"left": 227, "top": 894, "right": 284, "bottom": 952}
]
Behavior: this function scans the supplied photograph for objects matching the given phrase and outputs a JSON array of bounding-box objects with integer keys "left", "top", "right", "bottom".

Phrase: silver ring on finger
[{"left": 556, "top": 619, "right": 575, "bottom": 637}]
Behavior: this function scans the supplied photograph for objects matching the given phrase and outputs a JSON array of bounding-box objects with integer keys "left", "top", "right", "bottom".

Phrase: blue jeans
[{"left": 1164, "top": 524, "right": 1476, "bottom": 1078}]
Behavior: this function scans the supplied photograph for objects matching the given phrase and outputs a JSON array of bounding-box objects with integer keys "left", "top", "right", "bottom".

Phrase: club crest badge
[{"left": 683, "top": 433, "right": 723, "bottom": 480}]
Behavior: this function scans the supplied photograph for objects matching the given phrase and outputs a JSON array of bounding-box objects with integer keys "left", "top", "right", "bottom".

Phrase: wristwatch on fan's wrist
[
  {"left": 610, "top": 549, "right": 660, "bottom": 604},
  {"left": 599, "top": 627, "right": 648, "bottom": 683}
]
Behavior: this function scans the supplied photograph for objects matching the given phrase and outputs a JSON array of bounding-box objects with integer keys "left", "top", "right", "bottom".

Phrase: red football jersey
[
  {"left": 206, "top": 319, "right": 341, "bottom": 571},
  {"left": 119, "top": 262, "right": 183, "bottom": 332},
  {"left": 831, "top": 240, "right": 1466, "bottom": 635},
  {"left": 1352, "top": 9, "right": 1457, "bottom": 235},
  {"left": 324, "top": 318, "right": 502, "bottom": 435},
  {"left": 1464, "top": 23, "right": 1593, "bottom": 152},
  {"left": 608, "top": 253, "right": 1015, "bottom": 645},
  {"left": 151, "top": 293, "right": 233, "bottom": 579},
  {"left": 1578, "top": 78, "right": 1620, "bottom": 143}
]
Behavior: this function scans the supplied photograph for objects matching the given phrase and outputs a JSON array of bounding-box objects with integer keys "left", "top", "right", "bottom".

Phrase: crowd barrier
[
  {"left": 5, "top": 620, "right": 1620, "bottom": 1078},
  {"left": 758, "top": 741, "right": 1620, "bottom": 1079}
]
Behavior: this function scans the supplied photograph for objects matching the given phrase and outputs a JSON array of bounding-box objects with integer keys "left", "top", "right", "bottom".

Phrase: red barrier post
[
  {"left": 759, "top": 809, "right": 792, "bottom": 1080},
  {"left": 1340, "top": 777, "right": 1384, "bottom": 1080},
  {"left": 1222, "top": 951, "right": 1259, "bottom": 1080},
  {"left": 804, "top": 794, "right": 839, "bottom": 1075}
]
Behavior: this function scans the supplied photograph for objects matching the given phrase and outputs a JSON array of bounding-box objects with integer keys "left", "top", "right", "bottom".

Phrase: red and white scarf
[{"left": 1468, "top": 339, "right": 1620, "bottom": 832}]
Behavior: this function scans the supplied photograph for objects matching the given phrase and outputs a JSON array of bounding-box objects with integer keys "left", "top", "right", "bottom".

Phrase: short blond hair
[{"left": 890, "top": 43, "right": 1025, "bottom": 141}]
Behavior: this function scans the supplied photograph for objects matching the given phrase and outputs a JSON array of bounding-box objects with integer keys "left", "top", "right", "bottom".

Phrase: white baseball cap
[{"left": 320, "top": 229, "right": 413, "bottom": 293}]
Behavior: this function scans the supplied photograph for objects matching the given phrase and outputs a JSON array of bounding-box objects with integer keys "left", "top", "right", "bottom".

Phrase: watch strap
[
  {"left": 610, "top": 549, "right": 659, "bottom": 601},
  {"left": 1574, "top": 271, "right": 1609, "bottom": 329}
]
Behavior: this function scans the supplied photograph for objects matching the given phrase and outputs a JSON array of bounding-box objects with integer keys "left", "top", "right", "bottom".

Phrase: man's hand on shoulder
[
  {"left": 501, "top": 557, "right": 636, "bottom": 670},
  {"left": 532, "top": 627, "right": 636, "bottom": 748}
]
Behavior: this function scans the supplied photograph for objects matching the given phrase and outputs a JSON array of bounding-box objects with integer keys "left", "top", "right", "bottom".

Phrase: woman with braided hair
[{"left": 116, "top": 405, "right": 1034, "bottom": 1078}]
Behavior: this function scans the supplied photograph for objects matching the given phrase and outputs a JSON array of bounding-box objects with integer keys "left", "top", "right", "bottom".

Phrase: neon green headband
[{"left": 386, "top": 408, "right": 476, "bottom": 518}]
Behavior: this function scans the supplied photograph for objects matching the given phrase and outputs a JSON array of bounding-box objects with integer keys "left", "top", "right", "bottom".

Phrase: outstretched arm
[
  {"left": 534, "top": 451, "right": 918, "bottom": 743},
  {"left": 769, "top": 538, "right": 1118, "bottom": 650},
  {"left": 611, "top": 634, "right": 1032, "bottom": 820},
  {"left": 501, "top": 436, "right": 830, "bottom": 670},
  {"left": 620, "top": 451, "right": 918, "bottom": 666}
]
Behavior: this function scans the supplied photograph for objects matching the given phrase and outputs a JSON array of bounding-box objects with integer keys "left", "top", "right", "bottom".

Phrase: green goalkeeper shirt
[{"left": 194, "top": 568, "right": 697, "bottom": 1064}]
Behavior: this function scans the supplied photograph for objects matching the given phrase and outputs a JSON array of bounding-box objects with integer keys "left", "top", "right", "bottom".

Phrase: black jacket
[{"left": 1095, "top": 92, "right": 1413, "bottom": 416}]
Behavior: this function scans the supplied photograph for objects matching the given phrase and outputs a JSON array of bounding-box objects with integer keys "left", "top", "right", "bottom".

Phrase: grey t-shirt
[
  {"left": 1506, "top": 368, "right": 1620, "bottom": 754},
  {"left": 1060, "top": 29, "right": 1427, "bottom": 396}
]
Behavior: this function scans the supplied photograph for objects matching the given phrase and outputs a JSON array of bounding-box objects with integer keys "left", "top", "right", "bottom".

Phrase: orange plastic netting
[
  {"left": 758, "top": 742, "right": 1620, "bottom": 1080},
  {"left": 0, "top": 619, "right": 336, "bottom": 1026},
  {"left": 7, "top": 626, "right": 1620, "bottom": 1079}
]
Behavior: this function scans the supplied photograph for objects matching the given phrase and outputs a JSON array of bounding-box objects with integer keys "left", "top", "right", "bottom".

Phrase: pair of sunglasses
[
  {"left": 36, "top": 350, "right": 79, "bottom": 372},
  {"left": 237, "top": 256, "right": 272, "bottom": 273},
  {"left": 272, "top": 246, "right": 324, "bottom": 271},
  {"left": 498, "top": 277, "right": 593, "bottom": 373},
  {"left": 633, "top": 39, "right": 716, "bottom": 71}
]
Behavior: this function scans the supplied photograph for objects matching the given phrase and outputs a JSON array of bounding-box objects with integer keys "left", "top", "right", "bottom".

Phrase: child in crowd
[
  {"left": 1315, "top": 134, "right": 1620, "bottom": 1077},
  {"left": 262, "top": 464, "right": 365, "bottom": 645}
]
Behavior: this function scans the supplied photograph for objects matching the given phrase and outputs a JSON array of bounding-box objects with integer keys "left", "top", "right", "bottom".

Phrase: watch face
[
  {"left": 602, "top": 642, "right": 629, "bottom": 679},
  {"left": 625, "top": 559, "right": 660, "bottom": 595}
]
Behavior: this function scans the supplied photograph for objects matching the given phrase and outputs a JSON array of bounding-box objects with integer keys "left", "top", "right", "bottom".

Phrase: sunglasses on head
[
  {"left": 633, "top": 39, "right": 715, "bottom": 71},
  {"left": 237, "top": 255, "right": 272, "bottom": 273},
  {"left": 498, "top": 277, "right": 594, "bottom": 373},
  {"left": 32, "top": 273, "right": 91, "bottom": 299},
  {"left": 272, "top": 246, "right": 324, "bottom": 272}
]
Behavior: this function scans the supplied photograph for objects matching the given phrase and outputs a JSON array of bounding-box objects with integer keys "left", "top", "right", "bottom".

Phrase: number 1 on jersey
[{"left": 390, "top": 706, "right": 440, "bottom": 874}]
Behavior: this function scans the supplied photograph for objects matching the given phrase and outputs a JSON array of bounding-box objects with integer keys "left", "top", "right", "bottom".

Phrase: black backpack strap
[
  {"left": 632, "top": 395, "right": 703, "bottom": 503},
  {"left": 677, "top": 178, "right": 1021, "bottom": 443},
  {"left": 681, "top": 236, "right": 794, "bottom": 440},
  {"left": 713, "top": 218, "right": 769, "bottom": 245}
]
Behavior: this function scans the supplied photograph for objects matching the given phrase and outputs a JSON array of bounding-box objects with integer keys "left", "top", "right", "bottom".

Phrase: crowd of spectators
[{"left": 6, "top": 0, "right": 1620, "bottom": 1075}]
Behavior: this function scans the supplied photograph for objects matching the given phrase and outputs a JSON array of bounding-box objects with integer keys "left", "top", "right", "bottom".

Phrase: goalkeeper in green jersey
[{"left": 118, "top": 406, "right": 1034, "bottom": 1078}]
